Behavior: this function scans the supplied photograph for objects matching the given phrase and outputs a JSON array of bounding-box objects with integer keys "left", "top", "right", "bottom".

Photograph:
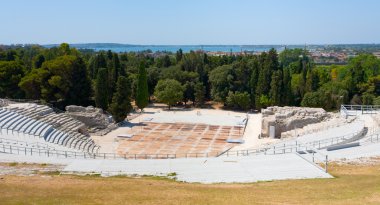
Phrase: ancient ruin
[
  {"left": 261, "top": 106, "right": 331, "bottom": 138},
  {"left": 65, "top": 105, "right": 116, "bottom": 135}
]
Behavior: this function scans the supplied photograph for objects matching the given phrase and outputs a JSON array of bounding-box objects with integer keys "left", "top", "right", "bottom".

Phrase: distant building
[{"left": 373, "top": 52, "right": 380, "bottom": 59}]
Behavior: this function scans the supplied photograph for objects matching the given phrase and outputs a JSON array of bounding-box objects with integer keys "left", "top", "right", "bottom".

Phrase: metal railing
[
  {"left": 341, "top": 105, "right": 380, "bottom": 116},
  {"left": 0, "top": 137, "right": 53, "bottom": 150},
  {"left": 0, "top": 143, "right": 231, "bottom": 160},
  {"left": 296, "top": 149, "right": 329, "bottom": 173},
  {"left": 360, "top": 132, "right": 380, "bottom": 144},
  {"left": 0, "top": 126, "right": 368, "bottom": 160},
  {"left": 222, "top": 127, "right": 366, "bottom": 157}
]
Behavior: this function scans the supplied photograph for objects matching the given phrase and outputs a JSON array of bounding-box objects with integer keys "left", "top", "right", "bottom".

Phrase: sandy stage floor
[
  {"left": 115, "top": 122, "right": 244, "bottom": 158},
  {"left": 92, "top": 106, "right": 252, "bottom": 156}
]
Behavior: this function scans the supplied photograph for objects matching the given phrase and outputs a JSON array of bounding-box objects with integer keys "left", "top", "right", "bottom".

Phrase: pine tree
[
  {"left": 136, "top": 61, "right": 149, "bottom": 111},
  {"left": 95, "top": 68, "right": 109, "bottom": 110},
  {"left": 110, "top": 76, "right": 132, "bottom": 123}
]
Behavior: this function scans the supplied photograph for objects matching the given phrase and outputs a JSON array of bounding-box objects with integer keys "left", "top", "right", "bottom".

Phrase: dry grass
[{"left": 1, "top": 163, "right": 380, "bottom": 205}]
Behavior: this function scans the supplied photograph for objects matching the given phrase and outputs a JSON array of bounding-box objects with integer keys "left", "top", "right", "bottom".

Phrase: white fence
[{"left": 341, "top": 105, "right": 380, "bottom": 117}]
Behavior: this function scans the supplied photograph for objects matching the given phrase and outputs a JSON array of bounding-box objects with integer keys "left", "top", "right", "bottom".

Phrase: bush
[
  {"left": 226, "top": 91, "right": 251, "bottom": 110},
  {"left": 154, "top": 79, "right": 184, "bottom": 109},
  {"left": 301, "top": 92, "right": 323, "bottom": 107},
  {"left": 374, "top": 96, "right": 380, "bottom": 105}
]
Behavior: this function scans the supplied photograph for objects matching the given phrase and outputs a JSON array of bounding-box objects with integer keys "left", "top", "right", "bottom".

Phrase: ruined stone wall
[
  {"left": 261, "top": 106, "right": 331, "bottom": 138},
  {"left": 65, "top": 105, "right": 116, "bottom": 135}
]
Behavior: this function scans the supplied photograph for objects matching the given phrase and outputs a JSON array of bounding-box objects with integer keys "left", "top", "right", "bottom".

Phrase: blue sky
[{"left": 1, "top": 0, "right": 379, "bottom": 45}]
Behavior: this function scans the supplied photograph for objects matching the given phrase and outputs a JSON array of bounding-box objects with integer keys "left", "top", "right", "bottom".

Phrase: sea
[
  {"left": 57, "top": 44, "right": 307, "bottom": 53},
  {"left": 88, "top": 45, "right": 284, "bottom": 53}
]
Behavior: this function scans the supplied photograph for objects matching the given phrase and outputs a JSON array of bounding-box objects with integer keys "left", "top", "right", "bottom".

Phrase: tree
[
  {"left": 19, "top": 68, "right": 48, "bottom": 99},
  {"left": 38, "top": 55, "right": 91, "bottom": 105},
  {"left": 67, "top": 56, "right": 92, "bottom": 105},
  {"left": 106, "top": 52, "right": 118, "bottom": 104},
  {"left": 256, "top": 52, "right": 274, "bottom": 108},
  {"left": 95, "top": 68, "right": 109, "bottom": 110},
  {"left": 258, "top": 95, "right": 272, "bottom": 108},
  {"left": 346, "top": 54, "right": 380, "bottom": 97},
  {"left": 162, "top": 55, "right": 172, "bottom": 67},
  {"left": 279, "top": 48, "right": 307, "bottom": 68},
  {"left": 0, "top": 61, "right": 25, "bottom": 98},
  {"left": 209, "top": 65, "right": 234, "bottom": 103},
  {"left": 301, "top": 92, "right": 323, "bottom": 107},
  {"left": 269, "top": 70, "right": 283, "bottom": 105},
  {"left": 154, "top": 79, "right": 184, "bottom": 109},
  {"left": 226, "top": 91, "right": 251, "bottom": 110},
  {"left": 147, "top": 66, "right": 160, "bottom": 101},
  {"left": 282, "top": 67, "right": 292, "bottom": 105},
  {"left": 183, "top": 81, "right": 195, "bottom": 104},
  {"left": 194, "top": 82, "right": 206, "bottom": 106},
  {"left": 110, "top": 76, "right": 132, "bottom": 122},
  {"left": 33, "top": 54, "right": 45, "bottom": 68},
  {"left": 305, "top": 69, "right": 320, "bottom": 92},
  {"left": 176, "top": 49, "right": 183, "bottom": 62},
  {"left": 136, "top": 61, "right": 149, "bottom": 111},
  {"left": 248, "top": 58, "right": 259, "bottom": 107},
  {"left": 373, "top": 96, "right": 380, "bottom": 105},
  {"left": 88, "top": 52, "right": 107, "bottom": 79},
  {"left": 58, "top": 43, "right": 71, "bottom": 56}
]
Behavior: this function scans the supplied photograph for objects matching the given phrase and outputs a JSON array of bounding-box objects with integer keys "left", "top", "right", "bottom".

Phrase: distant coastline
[
  {"left": 39, "top": 43, "right": 380, "bottom": 53},
  {"left": 42, "top": 43, "right": 291, "bottom": 53}
]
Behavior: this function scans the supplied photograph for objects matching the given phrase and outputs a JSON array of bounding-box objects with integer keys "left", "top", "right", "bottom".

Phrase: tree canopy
[
  {"left": 0, "top": 44, "right": 378, "bottom": 116},
  {"left": 154, "top": 79, "right": 184, "bottom": 109}
]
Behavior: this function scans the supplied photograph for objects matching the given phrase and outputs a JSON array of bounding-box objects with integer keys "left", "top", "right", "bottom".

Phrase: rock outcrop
[
  {"left": 261, "top": 106, "right": 331, "bottom": 138},
  {"left": 65, "top": 105, "right": 116, "bottom": 135}
]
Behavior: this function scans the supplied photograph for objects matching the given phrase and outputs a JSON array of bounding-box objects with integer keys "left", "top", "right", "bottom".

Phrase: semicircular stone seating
[{"left": 0, "top": 102, "right": 100, "bottom": 154}]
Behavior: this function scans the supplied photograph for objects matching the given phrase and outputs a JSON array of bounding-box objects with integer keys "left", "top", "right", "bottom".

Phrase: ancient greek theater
[{"left": 0, "top": 99, "right": 380, "bottom": 183}]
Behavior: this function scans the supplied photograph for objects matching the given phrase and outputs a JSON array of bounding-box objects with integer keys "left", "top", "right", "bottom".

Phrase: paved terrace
[{"left": 0, "top": 152, "right": 332, "bottom": 183}]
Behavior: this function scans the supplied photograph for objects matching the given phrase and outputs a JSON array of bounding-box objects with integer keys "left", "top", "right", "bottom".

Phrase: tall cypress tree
[
  {"left": 255, "top": 52, "right": 271, "bottom": 108},
  {"left": 136, "top": 61, "right": 149, "bottom": 111},
  {"left": 106, "top": 53, "right": 116, "bottom": 104},
  {"left": 282, "top": 67, "right": 292, "bottom": 105},
  {"left": 249, "top": 58, "right": 259, "bottom": 108},
  {"left": 68, "top": 56, "right": 92, "bottom": 105},
  {"left": 110, "top": 76, "right": 132, "bottom": 122},
  {"left": 176, "top": 48, "right": 183, "bottom": 62},
  {"left": 305, "top": 69, "right": 320, "bottom": 92},
  {"left": 112, "top": 53, "right": 121, "bottom": 78},
  {"left": 269, "top": 70, "right": 283, "bottom": 106},
  {"left": 93, "top": 53, "right": 107, "bottom": 79},
  {"left": 95, "top": 68, "right": 109, "bottom": 110}
]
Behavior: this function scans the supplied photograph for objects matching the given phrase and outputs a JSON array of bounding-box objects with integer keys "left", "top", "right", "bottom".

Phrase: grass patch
[
  {"left": 1, "top": 163, "right": 380, "bottom": 204},
  {"left": 41, "top": 171, "right": 61, "bottom": 176},
  {"left": 8, "top": 162, "right": 18, "bottom": 167},
  {"left": 167, "top": 172, "right": 177, "bottom": 177}
]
